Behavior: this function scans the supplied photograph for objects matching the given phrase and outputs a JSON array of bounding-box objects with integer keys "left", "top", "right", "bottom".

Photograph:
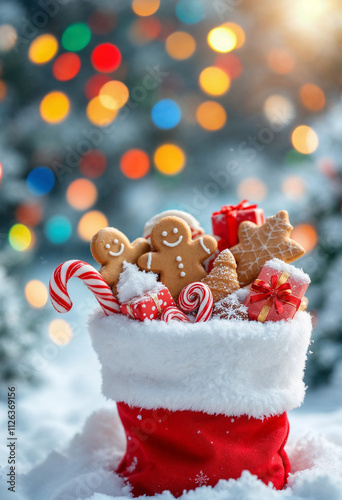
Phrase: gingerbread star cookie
[
  {"left": 138, "top": 216, "right": 217, "bottom": 300},
  {"left": 91, "top": 227, "right": 150, "bottom": 295},
  {"left": 230, "top": 210, "right": 305, "bottom": 287}
]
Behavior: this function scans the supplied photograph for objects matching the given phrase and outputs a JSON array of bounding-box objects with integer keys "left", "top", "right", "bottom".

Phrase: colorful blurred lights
[
  {"left": 132, "top": 0, "right": 160, "bottom": 16},
  {"left": 78, "top": 211, "right": 109, "bottom": 241},
  {"left": 61, "top": 23, "right": 91, "bottom": 52},
  {"left": 86, "top": 96, "right": 118, "bottom": 126},
  {"left": 91, "top": 43, "right": 121, "bottom": 73},
  {"left": 29, "top": 34, "right": 58, "bottom": 64},
  {"left": 151, "top": 99, "right": 181, "bottom": 129},
  {"left": 199, "top": 67, "right": 230, "bottom": 96},
  {"left": 99, "top": 81, "right": 129, "bottom": 110},
  {"left": 300, "top": 84, "right": 325, "bottom": 112},
  {"left": 66, "top": 179, "right": 98, "bottom": 210},
  {"left": 263, "top": 95, "right": 295, "bottom": 127},
  {"left": 222, "top": 23, "right": 245, "bottom": 49},
  {"left": 268, "top": 49, "right": 294, "bottom": 74},
  {"left": 154, "top": 144, "right": 186, "bottom": 176},
  {"left": 9, "top": 224, "right": 32, "bottom": 252},
  {"left": 27, "top": 167, "right": 55, "bottom": 196},
  {"left": 165, "top": 31, "right": 196, "bottom": 60},
  {"left": 238, "top": 178, "right": 267, "bottom": 202},
  {"left": 291, "top": 125, "right": 318, "bottom": 155},
  {"left": 207, "top": 27, "right": 237, "bottom": 53},
  {"left": 79, "top": 150, "right": 107, "bottom": 178},
  {"left": 282, "top": 176, "right": 306, "bottom": 200},
  {"left": 45, "top": 216, "right": 72, "bottom": 244},
  {"left": 0, "top": 25, "right": 17, "bottom": 52},
  {"left": 120, "top": 149, "right": 150, "bottom": 179},
  {"left": 49, "top": 319, "right": 73, "bottom": 346},
  {"left": 25, "top": 280, "right": 48, "bottom": 309},
  {"left": 40, "top": 92, "right": 70, "bottom": 124},
  {"left": 176, "top": 0, "right": 205, "bottom": 24},
  {"left": 53, "top": 53, "right": 81, "bottom": 81},
  {"left": 292, "top": 224, "right": 318, "bottom": 253},
  {"left": 196, "top": 101, "right": 227, "bottom": 131}
]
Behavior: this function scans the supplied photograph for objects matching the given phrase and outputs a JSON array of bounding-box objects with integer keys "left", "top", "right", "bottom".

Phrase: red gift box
[
  {"left": 120, "top": 286, "right": 175, "bottom": 322},
  {"left": 211, "top": 200, "right": 264, "bottom": 249},
  {"left": 244, "top": 259, "right": 310, "bottom": 322}
]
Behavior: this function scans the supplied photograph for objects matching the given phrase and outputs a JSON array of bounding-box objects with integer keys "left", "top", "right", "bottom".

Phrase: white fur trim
[{"left": 88, "top": 312, "right": 312, "bottom": 419}]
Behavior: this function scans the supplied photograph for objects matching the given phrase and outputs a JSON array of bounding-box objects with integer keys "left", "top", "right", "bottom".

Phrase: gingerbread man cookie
[
  {"left": 91, "top": 228, "right": 150, "bottom": 295},
  {"left": 138, "top": 216, "right": 217, "bottom": 300}
]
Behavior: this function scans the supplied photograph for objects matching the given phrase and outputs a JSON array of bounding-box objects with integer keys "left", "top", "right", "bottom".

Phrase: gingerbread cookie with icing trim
[
  {"left": 138, "top": 216, "right": 217, "bottom": 300},
  {"left": 91, "top": 227, "right": 150, "bottom": 295}
]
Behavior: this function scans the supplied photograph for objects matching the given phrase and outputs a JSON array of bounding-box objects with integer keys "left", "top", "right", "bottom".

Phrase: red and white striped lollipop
[
  {"left": 161, "top": 306, "right": 190, "bottom": 323},
  {"left": 178, "top": 282, "right": 213, "bottom": 322},
  {"left": 49, "top": 259, "right": 120, "bottom": 316}
]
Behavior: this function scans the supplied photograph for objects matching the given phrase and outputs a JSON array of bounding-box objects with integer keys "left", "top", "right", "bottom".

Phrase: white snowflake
[
  {"left": 126, "top": 456, "right": 138, "bottom": 473},
  {"left": 194, "top": 470, "right": 209, "bottom": 486}
]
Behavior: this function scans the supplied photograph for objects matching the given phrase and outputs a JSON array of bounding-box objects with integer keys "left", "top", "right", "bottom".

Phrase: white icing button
[
  {"left": 176, "top": 256, "right": 182, "bottom": 262},
  {"left": 173, "top": 228, "right": 178, "bottom": 234},
  {"left": 178, "top": 263, "right": 184, "bottom": 269},
  {"left": 162, "top": 231, "right": 167, "bottom": 237},
  {"left": 114, "top": 238, "right": 119, "bottom": 244},
  {"left": 105, "top": 244, "right": 110, "bottom": 249},
  {"left": 180, "top": 272, "right": 186, "bottom": 277}
]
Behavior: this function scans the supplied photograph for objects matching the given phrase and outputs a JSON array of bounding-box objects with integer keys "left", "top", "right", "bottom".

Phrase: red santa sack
[{"left": 89, "top": 310, "right": 312, "bottom": 497}]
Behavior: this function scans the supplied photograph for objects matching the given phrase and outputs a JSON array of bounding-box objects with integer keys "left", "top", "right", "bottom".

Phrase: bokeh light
[
  {"left": 16, "top": 202, "right": 43, "bottom": 227},
  {"left": 0, "top": 80, "right": 7, "bottom": 102},
  {"left": 199, "top": 67, "right": 230, "bottom": 96},
  {"left": 0, "top": 25, "right": 17, "bottom": 52},
  {"left": 165, "top": 31, "right": 196, "bottom": 60},
  {"left": 237, "top": 178, "right": 267, "bottom": 202},
  {"left": 268, "top": 48, "right": 294, "bottom": 74},
  {"left": 176, "top": 0, "right": 205, "bottom": 24},
  {"left": 120, "top": 149, "right": 150, "bottom": 179},
  {"left": 154, "top": 144, "right": 186, "bottom": 175},
  {"left": 27, "top": 166, "right": 55, "bottom": 195},
  {"left": 129, "top": 18, "right": 162, "bottom": 45},
  {"left": 62, "top": 23, "right": 91, "bottom": 52},
  {"left": 300, "top": 83, "right": 325, "bottom": 112},
  {"left": 292, "top": 224, "right": 318, "bottom": 253},
  {"left": 88, "top": 11, "right": 116, "bottom": 35},
  {"left": 0, "top": 162, "right": 3, "bottom": 184},
  {"left": 28, "top": 34, "right": 58, "bottom": 64},
  {"left": 91, "top": 43, "right": 121, "bottom": 73},
  {"left": 25, "top": 280, "right": 48, "bottom": 309},
  {"left": 40, "top": 92, "right": 70, "bottom": 124},
  {"left": 282, "top": 176, "right": 307, "bottom": 200},
  {"left": 151, "top": 99, "right": 181, "bottom": 129},
  {"left": 52, "top": 53, "right": 81, "bottom": 81},
  {"left": 49, "top": 319, "right": 73, "bottom": 346},
  {"left": 45, "top": 216, "right": 72, "bottom": 244},
  {"left": 207, "top": 27, "right": 237, "bottom": 53},
  {"left": 263, "top": 95, "right": 295, "bottom": 127},
  {"left": 77, "top": 211, "right": 108, "bottom": 241},
  {"left": 85, "top": 74, "right": 111, "bottom": 100},
  {"left": 79, "top": 150, "right": 107, "bottom": 178},
  {"left": 66, "top": 179, "right": 98, "bottom": 210},
  {"left": 9, "top": 224, "right": 32, "bottom": 251},
  {"left": 99, "top": 81, "right": 129, "bottom": 110},
  {"left": 222, "top": 22, "right": 245, "bottom": 49},
  {"left": 132, "top": 0, "right": 160, "bottom": 17},
  {"left": 291, "top": 125, "right": 318, "bottom": 155},
  {"left": 196, "top": 101, "right": 227, "bottom": 131},
  {"left": 214, "top": 53, "right": 242, "bottom": 80},
  {"left": 86, "top": 96, "right": 118, "bottom": 126}
]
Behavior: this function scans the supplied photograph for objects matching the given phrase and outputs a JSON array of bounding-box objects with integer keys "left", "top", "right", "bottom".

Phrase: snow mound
[
  {"left": 117, "top": 263, "right": 162, "bottom": 303},
  {"left": 16, "top": 409, "right": 342, "bottom": 500}
]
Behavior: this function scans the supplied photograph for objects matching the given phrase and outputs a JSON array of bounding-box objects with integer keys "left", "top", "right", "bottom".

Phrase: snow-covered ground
[{"left": 1, "top": 280, "right": 342, "bottom": 500}]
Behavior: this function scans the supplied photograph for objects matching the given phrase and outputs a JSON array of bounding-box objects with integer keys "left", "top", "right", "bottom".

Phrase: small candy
[
  {"left": 161, "top": 306, "right": 190, "bottom": 323},
  {"left": 49, "top": 259, "right": 120, "bottom": 316},
  {"left": 178, "top": 282, "right": 213, "bottom": 322}
]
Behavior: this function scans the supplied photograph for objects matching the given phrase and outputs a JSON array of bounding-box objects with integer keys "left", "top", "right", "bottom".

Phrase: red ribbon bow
[
  {"left": 250, "top": 275, "right": 301, "bottom": 315},
  {"left": 219, "top": 199, "right": 257, "bottom": 215}
]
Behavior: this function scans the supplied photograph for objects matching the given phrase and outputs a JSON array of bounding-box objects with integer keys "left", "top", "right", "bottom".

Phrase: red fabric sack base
[{"left": 116, "top": 403, "right": 290, "bottom": 498}]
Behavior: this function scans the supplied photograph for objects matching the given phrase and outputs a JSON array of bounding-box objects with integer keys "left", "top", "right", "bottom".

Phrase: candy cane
[
  {"left": 178, "top": 282, "right": 213, "bottom": 322},
  {"left": 161, "top": 306, "right": 190, "bottom": 323},
  {"left": 49, "top": 260, "right": 120, "bottom": 316}
]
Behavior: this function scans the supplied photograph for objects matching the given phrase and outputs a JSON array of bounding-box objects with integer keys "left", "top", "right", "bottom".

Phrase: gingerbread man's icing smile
[
  {"left": 162, "top": 228, "right": 183, "bottom": 247},
  {"left": 105, "top": 239, "right": 125, "bottom": 257}
]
